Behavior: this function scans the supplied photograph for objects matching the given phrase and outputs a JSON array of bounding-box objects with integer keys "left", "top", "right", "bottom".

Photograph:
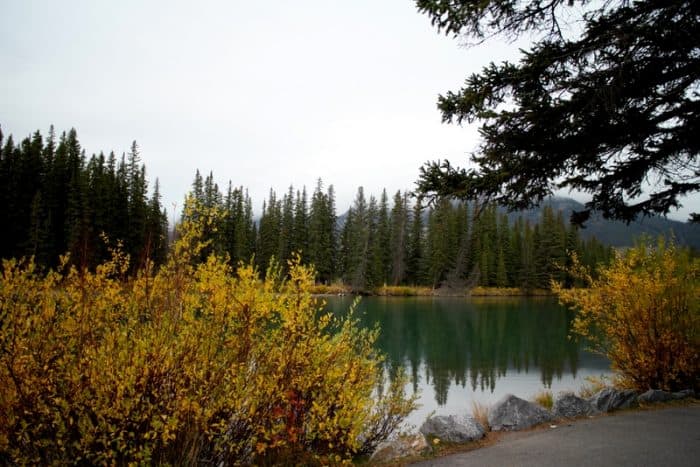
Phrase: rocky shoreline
[{"left": 370, "top": 388, "right": 697, "bottom": 464}]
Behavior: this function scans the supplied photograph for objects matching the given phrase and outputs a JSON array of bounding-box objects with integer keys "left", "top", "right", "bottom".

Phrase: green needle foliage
[{"left": 415, "top": 0, "right": 700, "bottom": 224}]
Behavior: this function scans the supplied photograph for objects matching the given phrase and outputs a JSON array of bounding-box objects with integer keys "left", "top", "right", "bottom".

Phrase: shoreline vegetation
[
  {"left": 1, "top": 126, "right": 696, "bottom": 464},
  {"left": 1, "top": 126, "right": 615, "bottom": 295},
  {"left": 0, "top": 201, "right": 418, "bottom": 465},
  {"left": 310, "top": 283, "right": 553, "bottom": 297}
]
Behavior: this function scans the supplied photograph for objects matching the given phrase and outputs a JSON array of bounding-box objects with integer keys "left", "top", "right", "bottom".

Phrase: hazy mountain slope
[{"left": 507, "top": 197, "right": 700, "bottom": 249}]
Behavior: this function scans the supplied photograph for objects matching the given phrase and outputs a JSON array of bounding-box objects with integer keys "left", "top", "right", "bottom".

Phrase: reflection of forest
[{"left": 326, "top": 297, "right": 591, "bottom": 406}]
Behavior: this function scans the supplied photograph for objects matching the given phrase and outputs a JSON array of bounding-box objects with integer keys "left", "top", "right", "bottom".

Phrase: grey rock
[
  {"left": 552, "top": 393, "right": 597, "bottom": 418},
  {"left": 369, "top": 434, "right": 429, "bottom": 463},
  {"left": 419, "top": 414, "right": 485, "bottom": 443},
  {"left": 639, "top": 389, "right": 674, "bottom": 403},
  {"left": 672, "top": 389, "right": 695, "bottom": 400},
  {"left": 589, "top": 387, "right": 638, "bottom": 412},
  {"left": 488, "top": 394, "right": 553, "bottom": 432}
]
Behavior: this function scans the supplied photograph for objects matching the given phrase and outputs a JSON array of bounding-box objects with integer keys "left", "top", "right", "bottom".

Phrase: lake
[{"left": 323, "top": 296, "right": 611, "bottom": 427}]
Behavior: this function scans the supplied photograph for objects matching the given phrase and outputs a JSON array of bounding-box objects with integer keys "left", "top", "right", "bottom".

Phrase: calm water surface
[{"left": 323, "top": 296, "right": 611, "bottom": 427}]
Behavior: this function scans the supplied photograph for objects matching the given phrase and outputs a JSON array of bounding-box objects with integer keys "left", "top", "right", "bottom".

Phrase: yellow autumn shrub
[
  {"left": 0, "top": 198, "right": 416, "bottom": 465},
  {"left": 554, "top": 239, "right": 700, "bottom": 393}
]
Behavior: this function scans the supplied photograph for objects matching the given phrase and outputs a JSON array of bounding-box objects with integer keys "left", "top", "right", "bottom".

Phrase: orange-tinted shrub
[
  {"left": 0, "top": 199, "right": 416, "bottom": 465},
  {"left": 554, "top": 240, "right": 699, "bottom": 392}
]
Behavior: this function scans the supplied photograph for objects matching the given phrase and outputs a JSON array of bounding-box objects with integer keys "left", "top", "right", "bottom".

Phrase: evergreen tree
[
  {"left": 146, "top": 179, "right": 169, "bottom": 267},
  {"left": 389, "top": 190, "right": 409, "bottom": 285},
  {"left": 406, "top": 197, "right": 425, "bottom": 285},
  {"left": 442, "top": 201, "right": 471, "bottom": 289},
  {"left": 64, "top": 130, "right": 90, "bottom": 267},
  {"left": 241, "top": 189, "right": 256, "bottom": 263},
  {"left": 221, "top": 183, "right": 256, "bottom": 266},
  {"left": 496, "top": 212, "right": 512, "bottom": 287},
  {"left": 279, "top": 186, "right": 295, "bottom": 268},
  {"left": 257, "top": 189, "right": 281, "bottom": 271},
  {"left": 126, "top": 142, "right": 149, "bottom": 269},
  {"left": 508, "top": 217, "right": 524, "bottom": 287},
  {"left": 86, "top": 152, "right": 111, "bottom": 266},
  {"left": 521, "top": 222, "right": 539, "bottom": 290},
  {"left": 309, "top": 179, "right": 336, "bottom": 283},
  {"left": 191, "top": 169, "right": 204, "bottom": 204},
  {"left": 203, "top": 171, "right": 221, "bottom": 210},
  {"left": 341, "top": 187, "right": 370, "bottom": 291},
  {"left": 366, "top": 195, "right": 382, "bottom": 289},
  {"left": 0, "top": 127, "right": 167, "bottom": 271},
  {"left": 372, "top": 189, "right": 391, "bottom": 286},
  {"left": 425, "top": 198, "right": 453, "bottom": 288},
  {"left": 292, "top": 186, "right": 309, "bottom": 263},
  {"left": 111, "top": 153, "right": 131, "bottom": 257},
  {"left": 416, "top": 0, "right": 700, "bottom": 224}
]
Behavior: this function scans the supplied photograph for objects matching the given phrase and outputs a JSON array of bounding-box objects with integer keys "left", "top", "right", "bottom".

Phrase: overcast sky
[{"left": 2, "top": 0, "right": 697, "bottom": 222}]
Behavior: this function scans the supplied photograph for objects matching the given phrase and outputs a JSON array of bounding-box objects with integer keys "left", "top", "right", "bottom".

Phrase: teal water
[{"left": 323, "top": 296, "right": 611, "bottom": 426}]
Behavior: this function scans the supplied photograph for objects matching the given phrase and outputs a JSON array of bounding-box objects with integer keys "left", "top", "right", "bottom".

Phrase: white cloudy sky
[{"left": 2, "top": 0, "right": 697, "bottom": 221}]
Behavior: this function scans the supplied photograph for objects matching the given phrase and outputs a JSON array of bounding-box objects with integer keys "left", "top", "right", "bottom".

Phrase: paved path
[{"left": 413, "top": 406, "right": 700, "bottom": 467}]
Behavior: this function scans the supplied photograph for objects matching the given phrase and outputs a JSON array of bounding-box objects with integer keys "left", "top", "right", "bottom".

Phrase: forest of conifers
[{"left": 0, "top": 127, "right": 612, "bottom": 291}]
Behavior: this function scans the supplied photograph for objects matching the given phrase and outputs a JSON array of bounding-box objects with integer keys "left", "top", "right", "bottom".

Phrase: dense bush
[
  {"left": 555, "top": 240, "right": 699, "bottom": 392},
  {"left": 0, "top": 200, "right": 416, "bottom": 465}
]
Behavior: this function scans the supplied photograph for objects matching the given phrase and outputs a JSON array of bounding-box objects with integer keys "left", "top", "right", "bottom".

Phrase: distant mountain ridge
[{"left": 505, "top": 197, "right": 700, "bottom": 250}]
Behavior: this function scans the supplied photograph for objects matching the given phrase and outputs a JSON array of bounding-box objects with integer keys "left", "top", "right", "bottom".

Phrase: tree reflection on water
[{"left": 325, "top": 296, "right": 606, "bottom": 406}]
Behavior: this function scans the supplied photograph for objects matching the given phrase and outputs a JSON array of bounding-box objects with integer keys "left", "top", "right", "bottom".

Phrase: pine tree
[
  {"left": 416, "top": 0, "right": 700, "bottom": 224},
  {"left": 389, "top": 190, "right": 409, "bottom": 285},
  {"left": 191, "top": 169, "right": 204, "bottom": 204},
  {"left": 309, "top": 179, "right": 336, "bottom": 283},
  {"left": 509, "top": 217, "right": 524, "bottom": 287},
  {"left": 366, "top": 195, "right": 381, "bottom": 289},
  {"left": 279, "top": 186, "right": 295, "bottom": 268},
  {"left": 342, "top": 187, "right": 370, "bottom": 291},
  {"left": 242, "top": 189, "right": 256, "bottom": 263},
  {"left": 64, "top": 129, "right": 90, "bottom": 268},
  {"left": 496, "top": 212, "right": 512, "bottom": 287},
  {"left": 519, "top": 220, "right": 537, "bottom": 291},
  {"left": 406, "top": 197, "right": 425, "bottom": 285},
  {"left": 146, "top": 179, "right": 169, "bottom": 267},
  {"left": 86, "top": 152, "right": 110, "bottom": 266},
  {"left": 257, "top": 189, "right": 282, "bottom": 272},
  {"left": 372, "top": 189, "right": 391, "bottom": 286},
  {"left": 425, "top": 198, "right": 454, "bottom": 288},
  {"left": 292, "top": 186, "right": 309, "bottom": 263},
  {"left": 443, "top": 201, "right": 470, "bottom": 288},
  {"left": 1, "top": 127, "right": 168, "bottom": 270}
]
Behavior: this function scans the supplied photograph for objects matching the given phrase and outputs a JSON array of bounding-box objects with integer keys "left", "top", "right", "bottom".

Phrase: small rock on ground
[
  {"left": 672, "top": 389, "right": 695, "bottom": 400},
  {"left": 553, "top": 393, "right": 597, "bottom": 418},
  {"left": 419, "top": 414, "right": 485, "bottom": 443},
  {"left": 589, "top": 387, "right": 638, "bottom": 412},
  {"left": 639, "top": 389, "right": 674, "bottom": 403},
  {"left": 488, "top": 394, "right": 553, "bottom": 432},
  {"left": 369, "top": 434, "right": 429, "bottom": 463}
]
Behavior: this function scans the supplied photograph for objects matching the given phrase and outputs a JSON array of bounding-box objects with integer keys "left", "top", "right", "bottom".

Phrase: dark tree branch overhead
[{"left": 415, "top": 0, "right": 700, "bottom": 224}]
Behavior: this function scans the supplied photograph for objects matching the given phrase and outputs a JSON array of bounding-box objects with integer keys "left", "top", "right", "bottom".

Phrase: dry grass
[
  {"left": 469, "top": 287, "right": 553, "bottom": 296},
  {"left": 532, "top": 389, "right": 554, "bottom": 410},
  {"left": 471, "top": 401, "right": 491, "bottom": 431},
  {"left": 373, "top": 285, "right": 435, "bottom": 296},
  {"left": 309, "top": 281, "right": 350, "bottom": 295},
  {"left": 578, "top": 375, "right": 611, "bottom": 398}
]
